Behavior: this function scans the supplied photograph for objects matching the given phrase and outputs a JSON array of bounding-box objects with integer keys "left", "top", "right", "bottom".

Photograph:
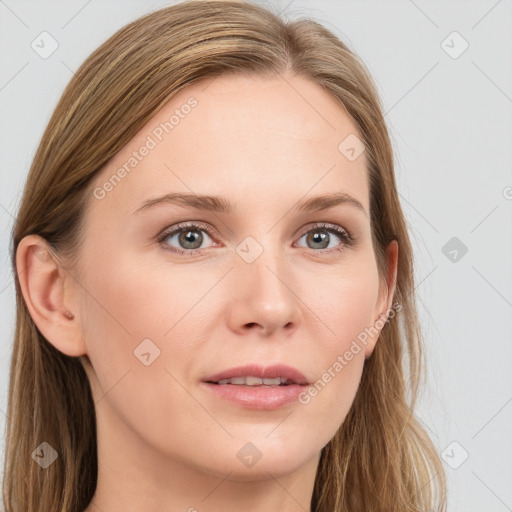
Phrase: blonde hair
[{"left": 3, "top": 1, "right": 447, "bottom": 510}]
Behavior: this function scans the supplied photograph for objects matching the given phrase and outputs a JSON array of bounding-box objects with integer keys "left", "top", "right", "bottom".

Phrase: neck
[{"left": 84, "top": 400, "right": 320, "bottom": 512}]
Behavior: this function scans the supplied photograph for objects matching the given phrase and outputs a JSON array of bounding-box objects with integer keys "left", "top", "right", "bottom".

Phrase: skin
[{"left": 17, "top": 71, "right": 398, "bottom": 512}]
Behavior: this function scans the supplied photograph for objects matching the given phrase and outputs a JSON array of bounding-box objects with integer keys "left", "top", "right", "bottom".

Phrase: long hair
[{"left": 3, "top": 1, "right": 447, "bottom": 510}]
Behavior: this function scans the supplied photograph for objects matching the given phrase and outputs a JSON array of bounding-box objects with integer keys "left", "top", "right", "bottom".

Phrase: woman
[{"left": 3, "top": 1, "right": 447, "bottom": 511}]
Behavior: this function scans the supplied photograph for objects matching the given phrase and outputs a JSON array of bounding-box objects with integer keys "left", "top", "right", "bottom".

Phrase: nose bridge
[
  {"left": 228, "top": 234, "right": 301, "bottom": 335},
  {"left": 240, "top": 227, "right": 294, "bottom": 286}
]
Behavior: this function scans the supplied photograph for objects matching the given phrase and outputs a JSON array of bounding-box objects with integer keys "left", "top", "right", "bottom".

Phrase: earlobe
[{"left": 15, "top": 234, "right": 85, "bottom": 357}]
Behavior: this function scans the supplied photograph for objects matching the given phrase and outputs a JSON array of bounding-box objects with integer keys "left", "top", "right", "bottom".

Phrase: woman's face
[{"left": 74, "top": 72, "right": 396, "bottom": 479}]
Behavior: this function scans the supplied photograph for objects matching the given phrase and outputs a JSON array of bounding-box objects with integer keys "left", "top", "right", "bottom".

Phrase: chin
[{"left": 189, "top": 439, "right": 319, "bottom": 481}]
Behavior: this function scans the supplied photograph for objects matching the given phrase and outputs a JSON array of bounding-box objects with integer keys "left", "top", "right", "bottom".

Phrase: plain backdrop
[{"left": 1, "top": 1, "right": 511, "bottom": 511}]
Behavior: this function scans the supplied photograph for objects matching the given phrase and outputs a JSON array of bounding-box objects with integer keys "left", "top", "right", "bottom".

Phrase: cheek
[
  {"left": 301, "top": 252, "right": 381, "bottom": 350},
  {"left": 79, "top": 237, "right": 213, "bottom": 339},
  {"left": 77, "top": 258, "right": 223, "bottom": 462},
  {"left": 296, "top": 258, "right": 380, "bottom": 426},
  {"left": 77, "top": 246, "right": 215, "bottom": 412}
]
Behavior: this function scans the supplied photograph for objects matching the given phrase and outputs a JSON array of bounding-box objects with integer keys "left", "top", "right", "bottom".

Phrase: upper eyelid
[
  {"left": 158, "top": 221, "right": 352, "bottom": 246},
  {"left": 158, "top": 221, "right": 217, "bottom": 240}
]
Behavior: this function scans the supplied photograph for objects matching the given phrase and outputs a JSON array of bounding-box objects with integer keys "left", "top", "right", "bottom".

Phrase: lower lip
[{"left": 201, "top": 382, "right": 307, "bottom": 410}]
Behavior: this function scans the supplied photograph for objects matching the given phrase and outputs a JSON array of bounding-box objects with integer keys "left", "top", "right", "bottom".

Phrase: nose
[{"left": 225, "top": 245, "right": 303, "bottom": 338}]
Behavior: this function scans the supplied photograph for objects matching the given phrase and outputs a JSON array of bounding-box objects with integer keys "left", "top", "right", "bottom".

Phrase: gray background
[{"left": 1, "top": 1, "right": 511, "bottom": 511}]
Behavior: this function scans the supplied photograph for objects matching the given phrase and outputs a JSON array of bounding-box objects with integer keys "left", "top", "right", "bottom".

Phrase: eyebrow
[{"left": 132, "top": 191, "right": 367, "bottom": 217}]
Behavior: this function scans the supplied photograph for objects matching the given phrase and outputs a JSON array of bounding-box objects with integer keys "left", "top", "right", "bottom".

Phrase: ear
[
  {"left": 365, "top": 239, "right": 399, "bottom": 359},
  {"left": 15, "top": 234, "right": 87, "bottom": 357}
]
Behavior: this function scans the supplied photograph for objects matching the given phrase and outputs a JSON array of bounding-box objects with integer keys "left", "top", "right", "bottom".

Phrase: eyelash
[{"left": 157, "top": 221, "right": 355, "bottom": 256}]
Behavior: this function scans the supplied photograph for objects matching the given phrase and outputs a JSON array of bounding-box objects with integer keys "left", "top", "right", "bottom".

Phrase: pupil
[
  {"left": 180, "top": 230, "right": 202, "bottom": 249},
  {"left": 308, "top": 230, "right": 328, "bottom": 249}
]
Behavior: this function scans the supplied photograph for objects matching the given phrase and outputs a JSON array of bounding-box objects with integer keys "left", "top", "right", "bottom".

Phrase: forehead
[{"left": 88, "top": 72, "right": 369, "bottom": 221}]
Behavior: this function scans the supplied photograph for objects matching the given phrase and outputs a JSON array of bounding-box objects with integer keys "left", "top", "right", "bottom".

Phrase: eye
[
  {"left": 294, "top": 223, "right": 354, "bottom": 253},
  {"left": 158, "top": 221, "right": 354, "bottom": 256},
  {"left": 158, "top": 222, "right": 217, "bottom": 255}
]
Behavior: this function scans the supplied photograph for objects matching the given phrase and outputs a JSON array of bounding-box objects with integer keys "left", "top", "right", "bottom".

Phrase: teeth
[
  {"left": 217, "top": 376, "right": 288, "bottom": 386},
  {"left": 226, "top": 377, "right": 246, "bottom": 385},
  {"left": 246, "top": 376, "right": 263, "bottom": 385}
]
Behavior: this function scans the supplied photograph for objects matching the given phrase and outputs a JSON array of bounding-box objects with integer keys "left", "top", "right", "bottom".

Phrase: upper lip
[{"left": 204, "top": 364, "right": 309, "bottom": 385}]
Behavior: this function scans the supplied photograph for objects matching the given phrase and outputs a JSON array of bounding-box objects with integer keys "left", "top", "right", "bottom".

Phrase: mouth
[
  {"left": 204, "top": 364, "right": 309, "bottom": 386},
  {"left": 201, "top": 364, "right": 309, "bottom": 410},
  {"left": 208, "top": 376, "right": 296, "bottom": 386}
]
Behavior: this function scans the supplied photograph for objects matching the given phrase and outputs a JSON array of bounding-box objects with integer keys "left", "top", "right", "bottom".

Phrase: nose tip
[
  {"left": 226, "top": 259, "right": 302, "bottom": 338},
  {"left": 244, "top": 317, "right": 295, "bottom": 337}
]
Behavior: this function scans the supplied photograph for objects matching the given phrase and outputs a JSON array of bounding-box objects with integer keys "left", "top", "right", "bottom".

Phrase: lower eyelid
[
  {"left": 158, "top": 222, "right": 353, "bottom": 253},
  {"left": 295, "top": 230, "right": 352, "bottom": 251}
]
